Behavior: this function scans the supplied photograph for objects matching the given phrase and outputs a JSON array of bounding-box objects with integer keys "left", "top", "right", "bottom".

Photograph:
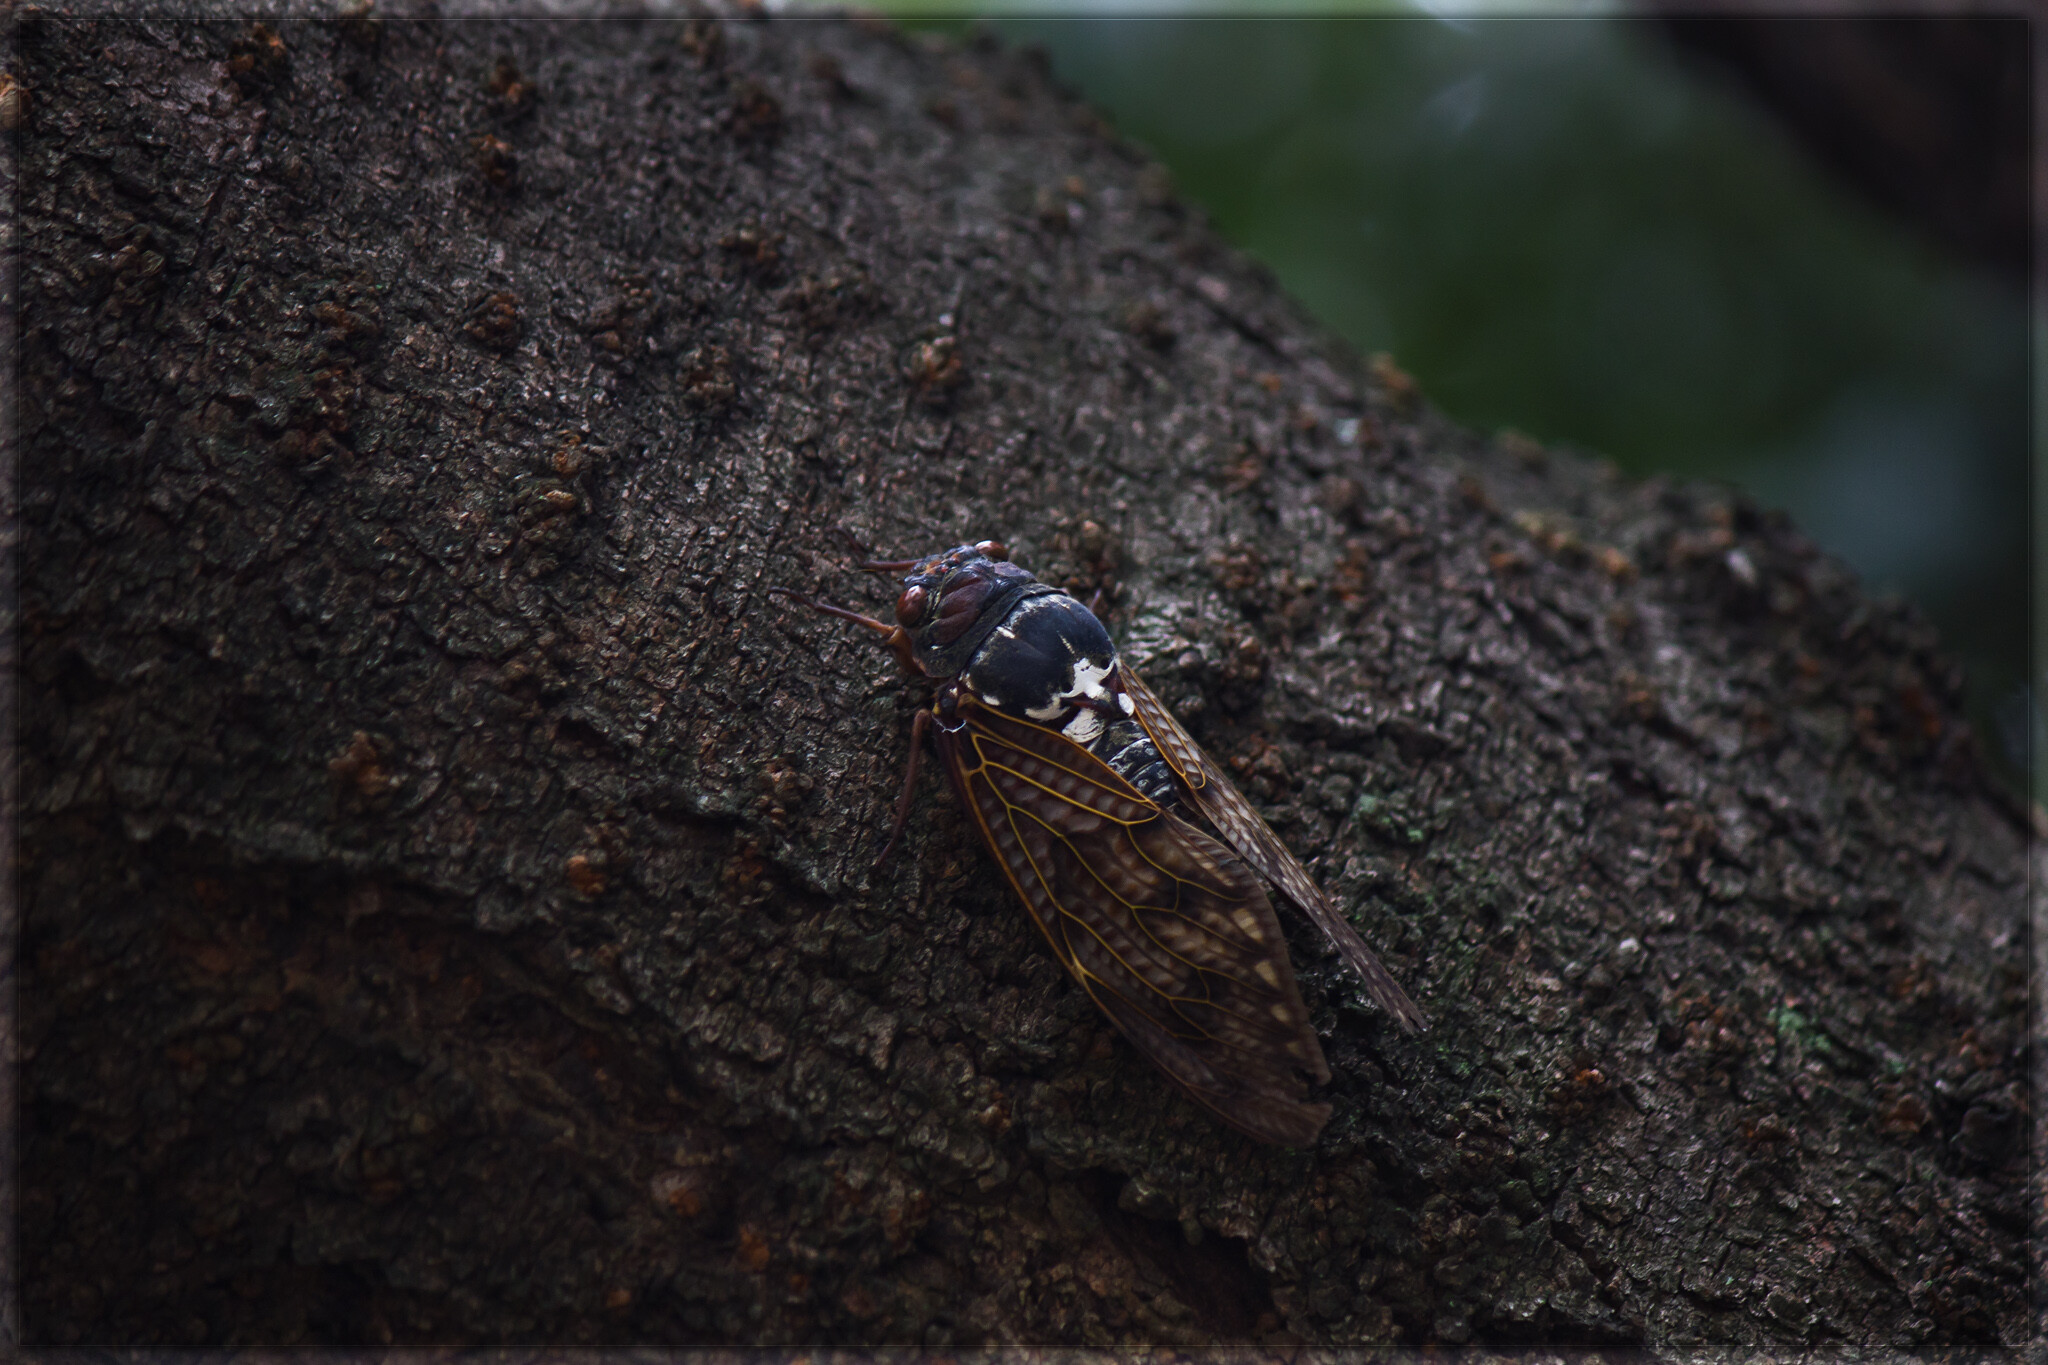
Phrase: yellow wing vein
[
  {"left": 996, "top": 800, "right": 1312, "bottom": 1047},
  {"left": 958, "top": 708, "right": 1289, "bottom": 1003},
  {"left": 997, "top": 800, "right": 1211, "bottom": 1001},
  {"left": 978, "top": 757, "right": 1154, "bottom": 827}
]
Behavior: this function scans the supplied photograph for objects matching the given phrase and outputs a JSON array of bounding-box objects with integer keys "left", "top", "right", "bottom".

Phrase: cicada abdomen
[{"left": 774, "top": 540, "right": 1424, "bottom": 1146}]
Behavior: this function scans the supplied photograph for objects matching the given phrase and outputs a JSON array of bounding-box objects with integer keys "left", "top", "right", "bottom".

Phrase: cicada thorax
[
  {"left": 959, "top": 591, "right": 1187, "bottom": 810},
  {"left": 886, "top": 543, "right": 1183, "bottom": 806}
]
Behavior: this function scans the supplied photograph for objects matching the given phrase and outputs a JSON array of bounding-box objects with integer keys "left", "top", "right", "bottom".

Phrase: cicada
[{"left": 774, "top": 540, "right": 1425, "bottom": 1146}]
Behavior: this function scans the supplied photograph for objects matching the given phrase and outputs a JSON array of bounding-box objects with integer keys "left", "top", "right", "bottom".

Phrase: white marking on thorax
[
  {"left": 1025, "top": 656, "right": 1116, "bottom": 721},
  {"left": 1062, "top": 709, "right": 1105, "bottom": 745},
  {"left": 1072, "top": 657, "right": 1114, "bottom": 701}
]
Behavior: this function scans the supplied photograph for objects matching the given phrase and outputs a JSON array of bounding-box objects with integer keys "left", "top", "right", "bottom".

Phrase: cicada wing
[
  {"left": 1118, "top": 666, "right": 1429, "bottom": 1034},
  {"left": 938, "top": 698, "right": 1334, "bottom": 1147}
]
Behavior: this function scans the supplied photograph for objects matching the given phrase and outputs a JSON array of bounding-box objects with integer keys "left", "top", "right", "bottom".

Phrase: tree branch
[{"left": 15, "top": 11, "right": 2028, "bottom": 1346}]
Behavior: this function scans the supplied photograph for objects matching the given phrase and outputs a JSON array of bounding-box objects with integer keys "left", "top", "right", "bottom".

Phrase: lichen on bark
[{"left": 13, "top": 9, "right": 2030, "bottom": 1347}]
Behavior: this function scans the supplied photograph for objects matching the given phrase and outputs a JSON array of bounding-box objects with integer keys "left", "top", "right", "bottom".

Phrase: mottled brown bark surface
[{"left": 13, "top": 11, "right": 2031, "bottom": 1347}]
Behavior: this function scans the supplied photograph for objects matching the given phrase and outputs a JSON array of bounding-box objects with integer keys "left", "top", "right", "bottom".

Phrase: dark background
[{"left": 910, "top": 15, "right": 2031, "bottom": 801}]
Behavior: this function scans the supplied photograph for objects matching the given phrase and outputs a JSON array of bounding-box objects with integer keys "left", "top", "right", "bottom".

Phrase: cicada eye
[
  {"left": 975, "top": 539, "right": 1009, "bottom": 562},
  {"left": 896, "top": 585, "right": 929, "bottom": 626}
]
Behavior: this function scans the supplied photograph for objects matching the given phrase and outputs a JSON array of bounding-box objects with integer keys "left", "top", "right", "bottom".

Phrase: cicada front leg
[
  {"left": 767, "top": 586, "right": 921, "bottom": 675},
  {"left": 873, "top": 706, "right": 934, "bottom": 868},
  {"left": 769, "top": 585, "right": 941, "bottom": 866}
]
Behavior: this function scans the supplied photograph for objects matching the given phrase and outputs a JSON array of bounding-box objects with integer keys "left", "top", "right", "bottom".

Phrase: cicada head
[{"left": 889, "top": 540, "right": 1046, "bottom": 678}]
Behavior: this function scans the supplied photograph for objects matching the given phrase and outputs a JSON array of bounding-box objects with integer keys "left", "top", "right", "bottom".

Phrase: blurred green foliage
[{"left": 892, "top": 15, "right": 2033, "bottom": 797}]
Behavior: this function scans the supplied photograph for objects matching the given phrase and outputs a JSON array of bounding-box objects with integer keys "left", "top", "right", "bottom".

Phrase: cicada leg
[
  {"left": 767, "top": 587, "right": 921, "bottom": 674},
  {"left": 874, "top": 706, "right": 933, "bottom": 868}
]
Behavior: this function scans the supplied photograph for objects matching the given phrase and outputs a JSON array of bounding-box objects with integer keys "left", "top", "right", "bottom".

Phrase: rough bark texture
[{"left": 13, "top": 11, "right": 2032, "bottom": 1348}]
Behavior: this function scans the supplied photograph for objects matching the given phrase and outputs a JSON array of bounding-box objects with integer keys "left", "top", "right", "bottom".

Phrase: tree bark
[{"left": 12, "top": 11, "right": 2031, "bottom": 1347}]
